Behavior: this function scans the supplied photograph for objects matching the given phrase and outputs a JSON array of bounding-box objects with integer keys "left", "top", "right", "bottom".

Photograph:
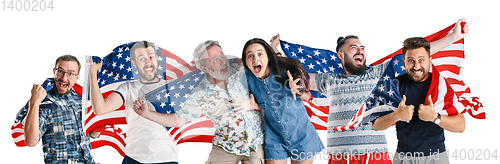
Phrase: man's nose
[
  {"left": 219, "top": 57, "right": 226, "bottom": 65},
  {"left": 60, "top": 73, "right": 69, "bottom": 81},
  {"left": 356, "top": 47, "right": 364, "bottom": 54},
  {"left": 413, "top": 62, "right": 421, "bottom": 70}
]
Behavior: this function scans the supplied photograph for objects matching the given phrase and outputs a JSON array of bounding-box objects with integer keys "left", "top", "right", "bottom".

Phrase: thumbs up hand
[
  {"left": 395, "top": 95, "right": 414, "bottom": 122},
  {"left": 419, "top": 95, "right": 438, "bottom": 122}
]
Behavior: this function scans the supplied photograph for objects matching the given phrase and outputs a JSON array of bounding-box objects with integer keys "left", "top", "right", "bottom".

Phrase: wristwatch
[{"left": 434, "top": 113, "right": 441, "bottom": 124}]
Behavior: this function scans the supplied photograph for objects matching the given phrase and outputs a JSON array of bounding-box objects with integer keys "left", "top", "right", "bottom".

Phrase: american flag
[
  {"left": 11, "top": 78, "right": 84, "bottom": 147},
  {"left": 80, "top": 41, "right": 222, "bottom": 156},
  {"left": 331, "top": 55, "right": 404, "bottom": 131},
  {"left": 280, "top": 22, "right": 485, "bottom": 131},
  {"left": 145, "top": 58, "right": 243, "bottom": 144},
  {"left": 144, "top": 69, "right": 205, "bottom": 120},
  {"left": 279, "top": 40, "right": 339, "bottom": 130},
  {"left": 333, "top": 55, "right": 485, "bottom": 131}
]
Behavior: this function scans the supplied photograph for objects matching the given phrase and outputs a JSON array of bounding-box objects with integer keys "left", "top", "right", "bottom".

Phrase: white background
[{"left": 1, "top": 0, "right": 499, "bottom": 163}]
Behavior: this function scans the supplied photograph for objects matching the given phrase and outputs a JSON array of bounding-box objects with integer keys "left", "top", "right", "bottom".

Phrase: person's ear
[
  {"left": 131, "top": 60, "right": 137, "bottom": 69},
  {"left": 337, "top": 51, "right": 344, "bottom": 63}
]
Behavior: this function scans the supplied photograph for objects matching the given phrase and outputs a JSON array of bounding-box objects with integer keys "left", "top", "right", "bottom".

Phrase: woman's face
[{"left": 245, "top": 43, "right": 270, "bottom": 79}]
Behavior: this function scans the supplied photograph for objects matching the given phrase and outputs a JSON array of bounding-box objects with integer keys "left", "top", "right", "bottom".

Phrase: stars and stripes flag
[
  {"left": 10, "top": 41, "right": 218, "bottom": 157},
  {"left": 143, "top": 58, "right": 238, "bottom": 144},
  {"left": 333, "top": 55, "right": 404, "bottom": 131},
  {"left": 280, "top": 40, "right": 340, "bottom": 130},
  {"left": 145, "top": 67, "right": 213, "bottom": 144},
  {"left": 333, "top": 55, "right": 484, "bottom": 131},
  {"left": 81, "top": 41, "right": 219, "bottom": 156},
  {"left": 280, "top": 22, "right": 485, "bottom": 131},
  {"left": 11, "top": 78, "right": 84, "bottom": 147}
]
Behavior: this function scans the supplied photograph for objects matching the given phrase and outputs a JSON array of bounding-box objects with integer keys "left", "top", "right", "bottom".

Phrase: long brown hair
[{"left": 242, "top": 38, "right": 310, "bottom": 89}]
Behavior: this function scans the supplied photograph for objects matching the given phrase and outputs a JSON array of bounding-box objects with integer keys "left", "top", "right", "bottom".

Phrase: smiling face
[
  {"left": 244, "top": 43, "right": 270, "bottom": 79},
  {"left": 132, "top": 46, "right": 159, "bottom": 83},
  {"left": 403, "top": 47, "right": 432, "bottom": 82},
  {"left": 338, "top": 38, "right": 367, "bottom": 75},
  {"left": 53, "top": 60, "right": 80, "bottom": 95}
]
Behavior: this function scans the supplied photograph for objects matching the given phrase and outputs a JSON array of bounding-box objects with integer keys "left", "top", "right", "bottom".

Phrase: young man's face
[
  {"left": 403, "top": 47, "right": 432, "bottom": 82},
  {"left": 132, "top": 46, "right": 159, "bottom": 83},
  {"left": 53, "top": 60, "right": 80, "bottom": 95},
  {"left": 339, "top": 38, "right": 367, "bottom": 75},
  {"left": 203, "top": 45, "right": 231, "bottom": 80}
]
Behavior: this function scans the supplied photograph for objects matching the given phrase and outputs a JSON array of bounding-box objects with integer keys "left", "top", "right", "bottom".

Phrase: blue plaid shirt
[{"left": 21, "top": 87, "right": 96, "bottom": 164}]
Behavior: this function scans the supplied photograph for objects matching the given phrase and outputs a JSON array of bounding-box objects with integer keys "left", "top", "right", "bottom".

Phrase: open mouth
[
  {"left": 57, "top": 82, "right": 69, "bottom": 91},
  {"left": 253, "top": 64, "right": 262, "bottom": 74},
  {"left": 220, "top": 64, "right": 228, "bottom": 73},
  {"left": 411, "top": 69, "right": 424, "bottom": 75},
  {"left": 353, "top": 54, "right": 364, "bottom": 64},
  {"left": 143, "top": 65, "right": 155, "bottom": 75}
]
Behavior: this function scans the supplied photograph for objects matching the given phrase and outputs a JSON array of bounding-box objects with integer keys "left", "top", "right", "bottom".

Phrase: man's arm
[
  {"left": 89, "top": 61, "right": 123, "bottom": 116},
  {"left": 309, "top": 73, "right": 318, "bottom": 91},
  {"left": 372, "top": 95, "right": 414, "bottom": 131},
  {"left": 24, "top": 84, "right": 46, "bottom": 147},
  {"left": 429, "top": 18, "right": 468, "bottom": 55},
  {"left": 437, "top": 114, "right": 465, "bottom": 133},
  {"left": 270, "top": 34, "right": 281, "bottom": 54},
  {"left": 418, "top": 95, "right": 465, "bottom": 133},
  {"left": 133, "top": 97, "right": 188, "bottom": 127}
]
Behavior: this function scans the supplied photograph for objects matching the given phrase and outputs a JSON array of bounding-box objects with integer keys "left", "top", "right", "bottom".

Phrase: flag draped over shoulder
[
  {"left": 332, "top": 55, "right": 404, "bottom": 131},
  {"left": 143, "top": 58, "right": 241, "bottom": 144},
  {"left": 11, "top": 78, "right": 83, "bottom": 147},
  {"left": 332, "top": 56, "right": 484, "bottom": 131},
  {"left": 143, "top": 66, "right": 216, "bottom": 144},
  {"left": 280, "top": 22, "right": 485, "bottom": 131},
  {"left": 11, "top": 21, "right": 485, "bottom": 157},
  {"left": 80, "top": 41, "right": 213, "bottom": 156}
]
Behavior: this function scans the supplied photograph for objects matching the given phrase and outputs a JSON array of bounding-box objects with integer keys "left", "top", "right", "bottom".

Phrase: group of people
[{"left": 19, "top": 18, "right": 469, "bottom": 164}]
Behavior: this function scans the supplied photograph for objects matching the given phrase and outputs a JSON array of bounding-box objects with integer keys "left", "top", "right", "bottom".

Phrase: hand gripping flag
[
  {"left": 143, "top": 58, "right": 241, "bottom": 144},
  {"left": 81, "top": 41, "right": 214, "bottom": 157},
  {"left": 144, "top": 68, "right": 215, "bottom": 144},
  {"left": 11, "top": 78, "right": 88, "bottom": 147},
  {"left": 280, "top": 22, "right": 485, "bottom": 131}
]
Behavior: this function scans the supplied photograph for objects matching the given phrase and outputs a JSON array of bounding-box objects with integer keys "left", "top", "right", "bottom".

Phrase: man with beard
[
  {"left": 132, "top": 40, "right": 265, "bottom": 164},
  {"left": 89, "top": 41, "right": 178, "bottom": 164},
  {"left": 22, "top": 55, "right": 99, "bottom": 163},
  {"left": 372, "top": 37, "right": 465, "bottom": 164},
  {"left": 270, "top": 18, "right": 468, "bottom": 164}
]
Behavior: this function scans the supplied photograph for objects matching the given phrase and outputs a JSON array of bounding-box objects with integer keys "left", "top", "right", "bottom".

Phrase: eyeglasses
[{"left": 55, "top": 68, "right": 78, "bottom": 80}]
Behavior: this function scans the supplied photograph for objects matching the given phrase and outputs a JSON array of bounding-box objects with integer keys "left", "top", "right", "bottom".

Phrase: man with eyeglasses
[
  {"left": 22, "top": 55, "right": 99, "bottom": 163},
  {"left": 89, "top": 41, "right": 179, "bottom": 164},
  {"left": 132, "top": 40, "right": 265, "bottom": 164}
]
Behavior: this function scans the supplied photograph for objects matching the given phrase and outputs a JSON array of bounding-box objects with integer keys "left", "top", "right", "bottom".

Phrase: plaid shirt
[{"left": 21, "top": 87, "right": 96, "bottom": 164}]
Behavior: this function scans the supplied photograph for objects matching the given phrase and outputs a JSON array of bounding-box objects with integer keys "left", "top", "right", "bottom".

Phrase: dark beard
[
  {"left": 344, "top": 61, "right": 367, "bottom": 75},
  {"left": 138, "top": 65, "right": 159, "bottom": 82}
]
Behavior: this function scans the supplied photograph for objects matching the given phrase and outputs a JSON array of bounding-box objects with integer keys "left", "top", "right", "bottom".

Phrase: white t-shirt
[{"left": 115, "top": 79, "right": 178, "bottom": 163}]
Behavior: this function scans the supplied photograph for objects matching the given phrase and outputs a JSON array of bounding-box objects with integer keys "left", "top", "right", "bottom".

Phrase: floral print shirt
[{"left": 177, "top": 63, "right": 264, "bottom": 156}]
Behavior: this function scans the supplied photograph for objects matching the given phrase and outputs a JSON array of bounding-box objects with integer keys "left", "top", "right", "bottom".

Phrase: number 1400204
[{"left": 2, "top": 0, "right": 54, "bottom": 11}]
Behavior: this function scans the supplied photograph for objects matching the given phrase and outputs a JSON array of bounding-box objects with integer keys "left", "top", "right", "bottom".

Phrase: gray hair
[{"left": 193, "top": 40, "right": 221, "bottom": 70}]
